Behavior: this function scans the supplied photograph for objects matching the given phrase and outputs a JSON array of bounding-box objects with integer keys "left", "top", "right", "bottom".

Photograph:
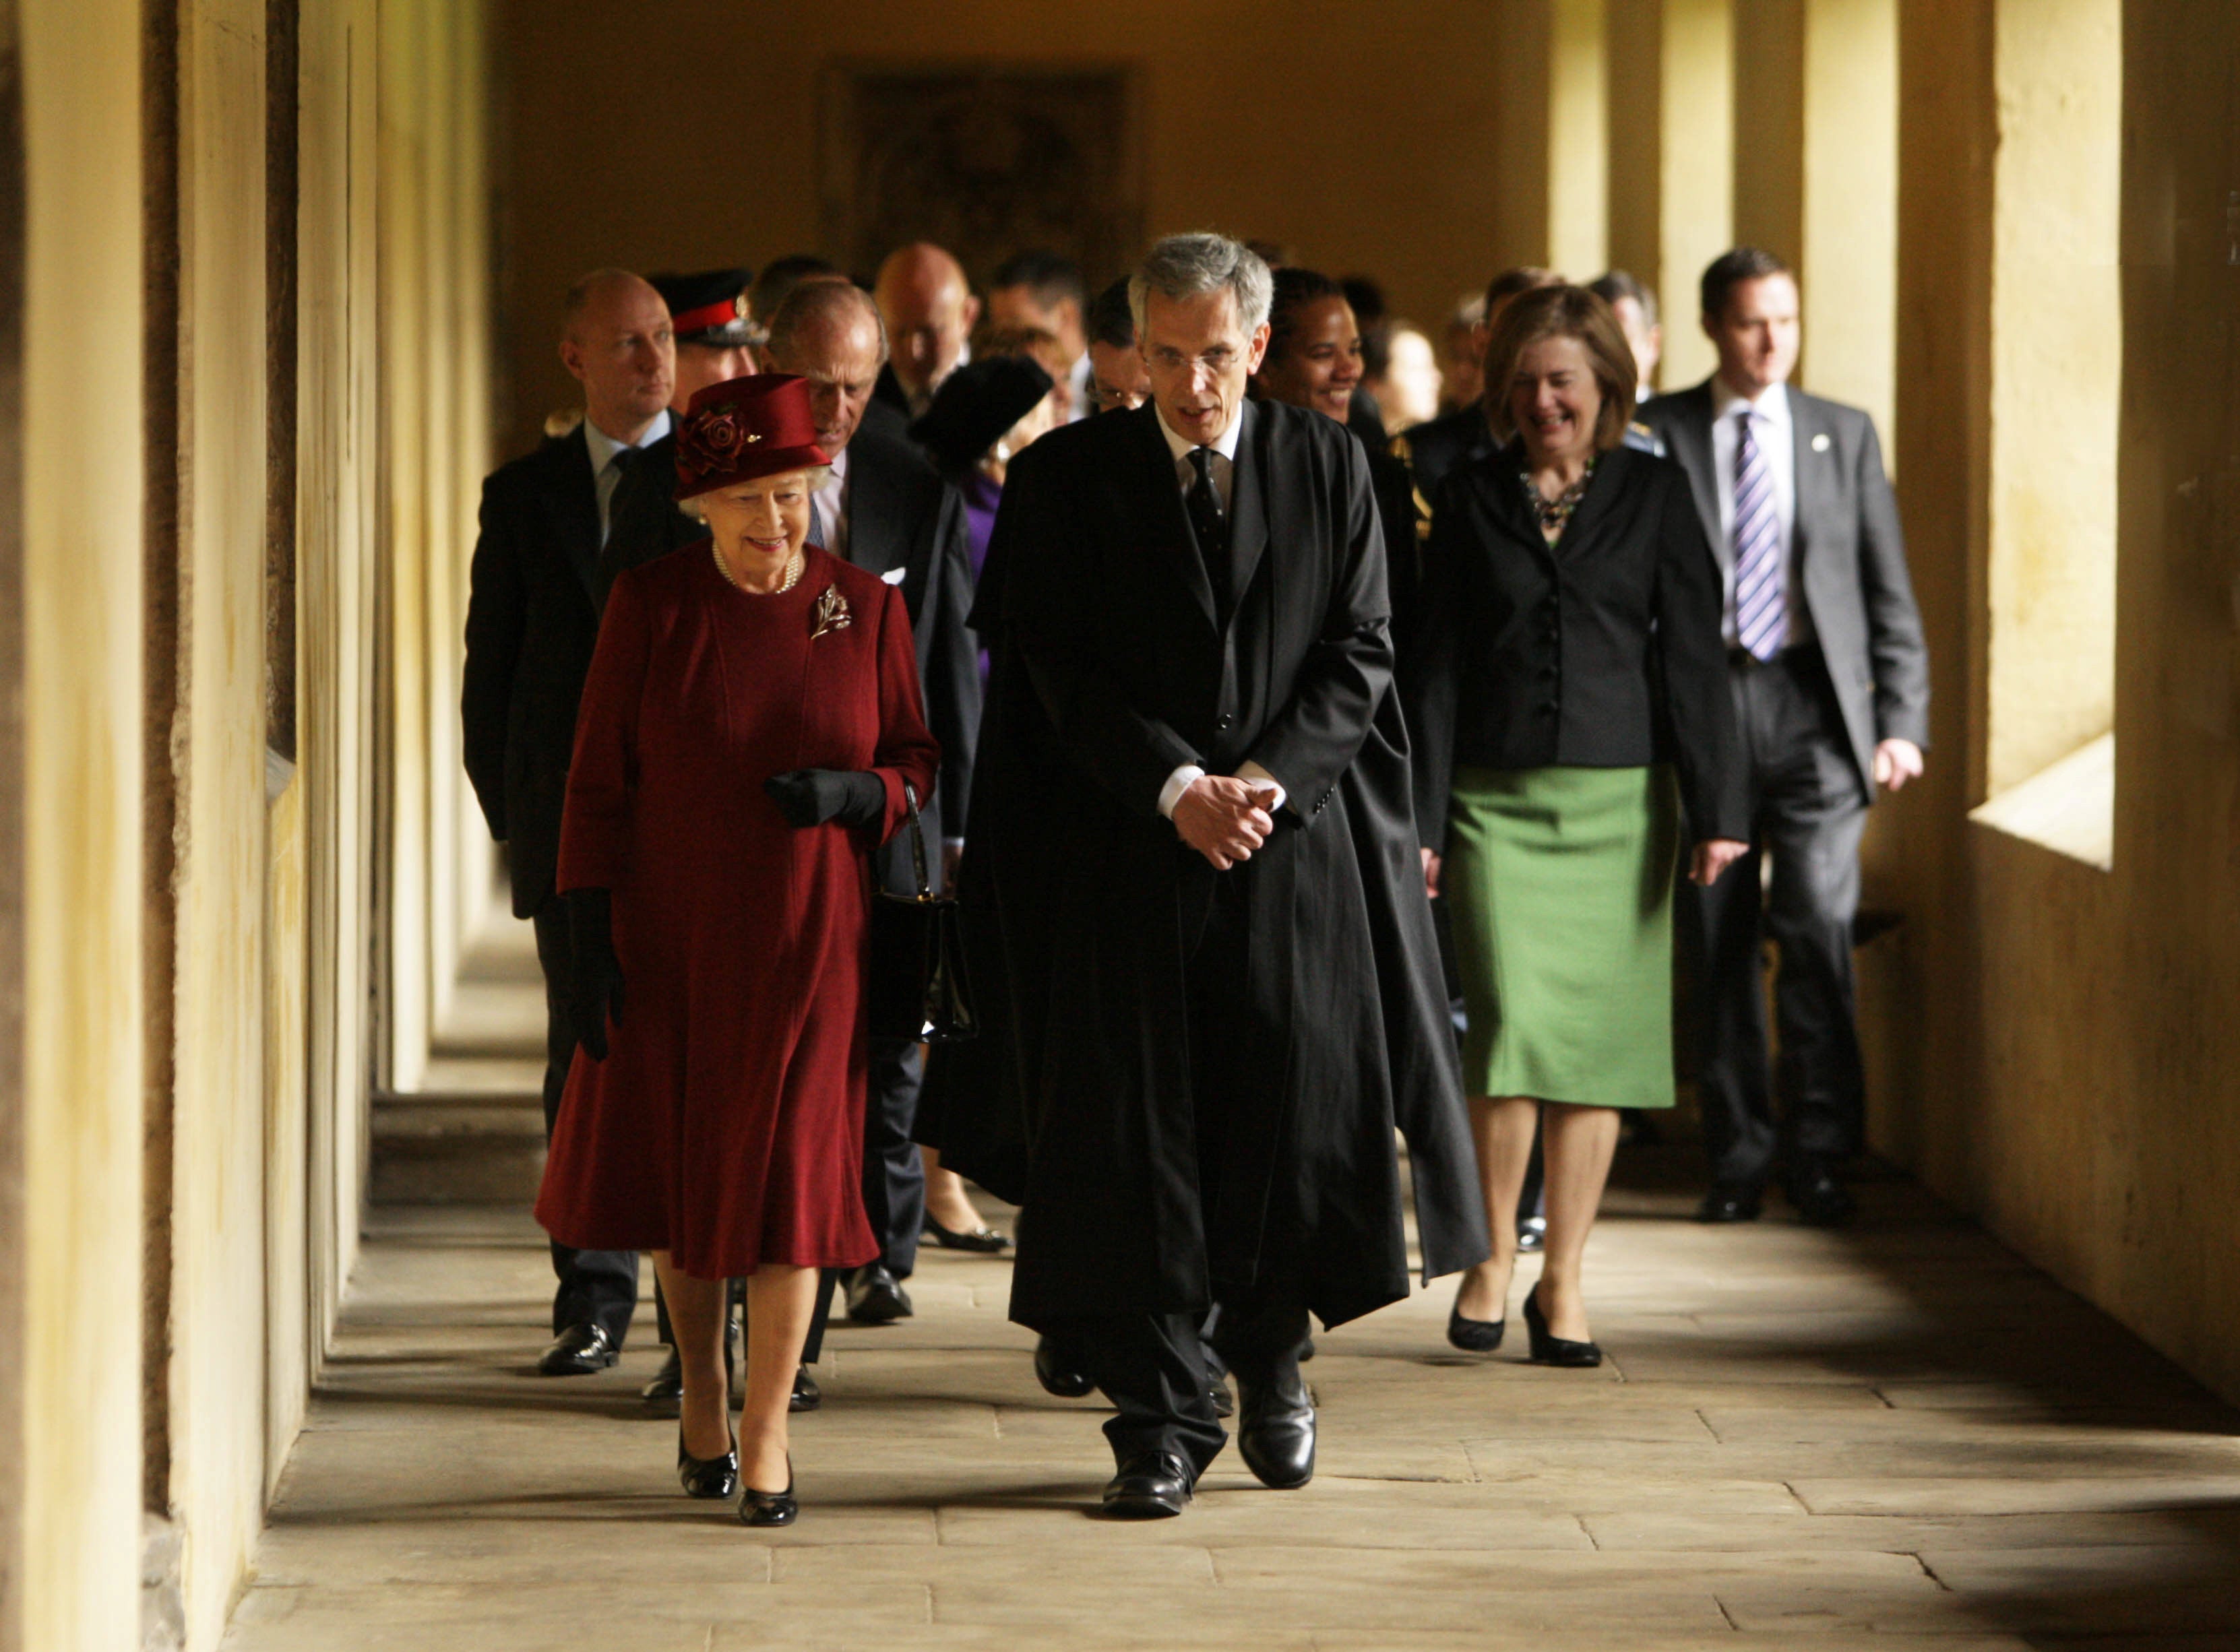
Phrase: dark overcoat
[
  {"left": 460, "top": 425, "right": 701, "bottom": 916},
  {"left": 954, "top": 398, "right": 1485, "bottom": 1335}
]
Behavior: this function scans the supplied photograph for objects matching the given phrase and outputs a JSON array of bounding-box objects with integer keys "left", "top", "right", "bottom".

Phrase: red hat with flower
[{"left": 674, "top": 373, "right": 831, "bottom": 499}]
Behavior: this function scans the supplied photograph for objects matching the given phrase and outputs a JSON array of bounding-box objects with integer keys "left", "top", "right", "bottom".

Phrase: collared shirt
[
  {"left": 1065, "top": 351, "right": 1093, "bottom": 423},
  {"left": 582, "top": 409, "right": 672, "bottom": 547},
  {"left": 1709, "top": 378, "right": 1811, "bottom": 647},
  {"left": 808, "top": 443, "right": 851, "bottom": 561},
  {"left": 1148, "top": 400, "right": 1286, "bottom": 817}
]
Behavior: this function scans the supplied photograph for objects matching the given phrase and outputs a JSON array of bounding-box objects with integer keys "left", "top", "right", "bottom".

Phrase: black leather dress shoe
[
  {"left": 1034, "top": 1335, "right": 1095, "bottom": 1398},
  {"left": 642, "top": 1346, "right": 684, "bottom": 1405},
  {"left": 677, "top": 1426, "right": 739, "bottom": 1500},
  {"left": 1236, "top": 1366, "right": 1316, "bottom": 1490},
  {"left": 844, "top": 1264, "right": 913, "bottom": 1325},
  {"left": 1516, "top": 1215, "right": 1547, "bottom": 1252},
  {"left": 1522, "top": 1285, "right": 1603, "bottom": 1368},
  {"left": 1447, "top": 1300, "right": 1505, "bottom": 1353},
  {"left": 1788, "top": 1162, "right": 1858, "bottom": 1228},
  {"left": 924, "top": 1214, "right": 1012, "bottom": 1252},
  {"left": 1101, "top": 1451, "right": 1194, "bottom": 1518},
  {"left": 1207, "top": 1370, "right": 1234, "bottom": 1418},
  {"left": 537, "top": 1323, "right": 618, "bottom": 1376},
  {"left": 790, "top": 1365, "right": 821, "bottom": 1413},
  {"left": 738, "top": 1457, "right": 797, "bottom": 1527},
  {"left": 1697, "top": 1182, "right": 1765, "bottom": 1224}
]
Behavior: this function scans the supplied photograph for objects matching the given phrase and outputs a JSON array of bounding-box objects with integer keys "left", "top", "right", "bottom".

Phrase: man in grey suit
[{"left": 1641, "top": 248, "right": 1929, "bottom": 1228}]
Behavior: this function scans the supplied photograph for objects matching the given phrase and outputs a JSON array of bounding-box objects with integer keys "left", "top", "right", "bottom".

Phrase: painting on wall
[{"left": 818, "top": 63, "right": 1144, "bottom": 289}]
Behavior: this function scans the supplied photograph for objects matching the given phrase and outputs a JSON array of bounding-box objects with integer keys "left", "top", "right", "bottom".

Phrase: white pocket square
[{"left": 881, "top": 567, "right": 906, "bottom": 585}]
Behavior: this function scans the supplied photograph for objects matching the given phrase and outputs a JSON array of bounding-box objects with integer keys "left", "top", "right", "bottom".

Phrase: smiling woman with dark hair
[{"left": 1402, "top": 283, "right": 1748, "bottom": 1370}]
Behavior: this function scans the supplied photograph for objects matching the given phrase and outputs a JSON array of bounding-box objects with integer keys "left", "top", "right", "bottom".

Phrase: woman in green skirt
[{"left": 1402, "top": 284, "right": 1748, "bottom": 1364}]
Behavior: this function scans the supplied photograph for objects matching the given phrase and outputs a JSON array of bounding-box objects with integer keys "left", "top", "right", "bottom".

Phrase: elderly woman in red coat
[{"left": 535, "top": 374, "right": 940, "bottom": 1526}]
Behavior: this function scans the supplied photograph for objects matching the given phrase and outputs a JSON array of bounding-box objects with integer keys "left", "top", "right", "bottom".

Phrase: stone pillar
[
  {"left": 1799, "top": 0, "right": 1898, "bottom": 441},
  {"left": 13, "top": 7, "right": 148, "bottom": 1651},
  {"left": 1489, "top": 0, "right": 1609, "bottom": 278}
]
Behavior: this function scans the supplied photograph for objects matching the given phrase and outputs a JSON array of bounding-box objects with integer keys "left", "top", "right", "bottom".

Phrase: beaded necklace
[
  {"left": 712, "top": 540, "right": 805, "bottom": 595},
  {"left": 1521, "top": 454, "right": 1599, "bottom": 542}
]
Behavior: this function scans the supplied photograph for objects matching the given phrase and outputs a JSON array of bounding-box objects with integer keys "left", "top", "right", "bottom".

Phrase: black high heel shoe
[
  {"left": 924, "top": 1213, "right": 1011, "bottom": 1252},
  {"left": 738, "top": 1455, "right": 797, "bottom": 1527},
  {"left": 677, "top": 1425, "right": 739, "bottom": 1500},
  {"left": 1446, "top": 1297, "right": 1505, "bottom": 1353},
  {"left": 1523, "top": 1285, "right": 1603, "bottom": 1367}
]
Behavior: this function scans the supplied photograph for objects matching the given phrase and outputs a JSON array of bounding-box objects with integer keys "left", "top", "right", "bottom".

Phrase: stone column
[{"left": 1489, "top": 0, "right": 1610, "bottom": 278}]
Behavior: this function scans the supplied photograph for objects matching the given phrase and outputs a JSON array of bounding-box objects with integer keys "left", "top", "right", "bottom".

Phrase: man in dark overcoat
[
  {"left": 460, "top": 269, "right": 702, "bottom": 1374},
  {"left": 964, "top": 234, "right": 1481, "bottom": 1519}
]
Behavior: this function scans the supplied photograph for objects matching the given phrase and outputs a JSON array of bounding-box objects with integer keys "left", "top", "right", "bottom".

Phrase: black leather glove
[
  {"left": 565, "top": 887, "right": 625, "bottom": 1060},
  {"left": 763, "top": 769, "right": 887, "bottom": 829}
]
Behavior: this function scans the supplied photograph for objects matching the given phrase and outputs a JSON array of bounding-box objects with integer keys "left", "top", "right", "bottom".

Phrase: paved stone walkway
[{"left": 222, "top": 1155, "right": 2240, "bottom": 1651}]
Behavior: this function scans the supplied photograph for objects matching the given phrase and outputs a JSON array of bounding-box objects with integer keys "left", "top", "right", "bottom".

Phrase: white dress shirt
[
  {"left": 1065, "top": 351, "right": 1094, "bottom": 422},
  {"left": 581, "top": 409, "right": 672, "bottom": 547},
  {"left": 808, "top": 444, "right": 850, "bottom": 560},
  {"left": 1709, "top": 379, "right": 1811, "bottom": 648},
  {"left": 1149, "top": 404, "right": 1289, "bottom": 819}
]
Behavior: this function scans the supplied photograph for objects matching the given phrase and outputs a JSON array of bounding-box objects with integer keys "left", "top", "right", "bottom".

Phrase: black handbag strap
[{"left": 902, "top": 782, "right": 931, "bottom": 899}]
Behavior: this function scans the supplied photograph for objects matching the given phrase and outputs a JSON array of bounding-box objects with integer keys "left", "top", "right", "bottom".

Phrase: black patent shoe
[
  {"left": 1697, "top": 1181, "right": 1765, "bottom": 1224},
  {"left": 844, "top": 1263, "right": 914, "bottom": 1325},
  {"left": 642, "top": 1347, "right": 685, "bottom": 1405},
  {"left": 1788, "top": 1162, "right": 1858, "bottom": 1228},
  {"left": 1523, "top": 1285, "right": 1603, "bottom": 1368},
  {"left": 1516, "top": 1215, "right": 1547, "bottom": 1252},
  {"left": 790, "top": 1365, "right": 821, "bottom": 1413},
  {"left": 1236, "top": 1364, "right": 1316, "bottom": 1490},
  {"left": 677, "top": 1426, "right": 739, "bottom": 1500},
  {"left": 1207, "top": 1368, "right": 1234, "bottom": 1418},
  {"left": 537, "top": 1323, "right": 618, "bottom": 1376},
  {"left": 1034, "top": 1335, "right": 1095, "bottom": 1398},
  {"left": 1100, "top": 1451, "right": 1193, "bottom": 1518},
  {"left": 924, "top": 1214, "right": 1012, "bottom": 1252},
  {"left": 739, "top": 1458, "right": 797, "bottom": 1527},
  {"left": 1446, "top": 1298, "right": 1506, "bottom": 1353}
]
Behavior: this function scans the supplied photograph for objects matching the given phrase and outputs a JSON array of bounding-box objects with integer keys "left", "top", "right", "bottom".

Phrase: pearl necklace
[{"left": 712, "top": 540, "right": 805, "bottom": 595}]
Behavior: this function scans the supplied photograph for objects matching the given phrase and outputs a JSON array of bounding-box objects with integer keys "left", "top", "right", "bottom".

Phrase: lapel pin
[
  {"left": 810, "top": 584, "right": 851, "bottom": 640},
  {"left": 1811, "top": 433, "right": 1832, "bottom": 453}
]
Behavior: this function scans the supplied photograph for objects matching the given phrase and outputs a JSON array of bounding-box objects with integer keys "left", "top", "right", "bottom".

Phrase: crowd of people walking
[{"left": 461, "top": 228, "right": 1929, "bottom": 1526}]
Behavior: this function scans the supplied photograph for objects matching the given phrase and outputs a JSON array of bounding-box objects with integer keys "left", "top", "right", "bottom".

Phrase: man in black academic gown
[
  {"left": 760, "top": 276, "right": 982, "bottom": 1326},
  {"left": 461, "top": 269, "right": 702, "bottom": 1375},
  {"left": 960, "top": 233, "right": 1482, "bottom": 1519}
]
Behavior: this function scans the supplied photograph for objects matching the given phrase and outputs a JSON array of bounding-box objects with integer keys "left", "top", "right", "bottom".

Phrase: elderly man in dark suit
[
  {"left": 461, "top": 268, "right": 702, "bottom": 1374},
  {"left": 1641, "top": 247, "right": 1931, "bottom": 1229},
  {"left": 960, "top": 232, "right": 1481, "bottom": 1519},
  {"left": 760, "top": 276, "right": 982, "bottom": 1325}
]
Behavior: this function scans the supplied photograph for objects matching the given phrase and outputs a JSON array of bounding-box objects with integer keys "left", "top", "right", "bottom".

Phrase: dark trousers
[
  {"left": 1687, "top": 647, "right": 1871, "bottom": 1188},
  {"left": 531, "top": 897, "right": 640, "bottom": 1343},
  {"left": 863, "top": 1038, "right": 927, "bottom": 1278},
  {"left": 1064, "top": 873, "right": 1310, "bottom": 1478}
]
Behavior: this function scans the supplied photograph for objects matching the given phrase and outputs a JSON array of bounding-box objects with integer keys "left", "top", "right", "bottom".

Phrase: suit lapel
[
  {"left": 1786, "top": 387, "right": 1828, "bottom": 568},
  {"left": 1226, "top": 399, "right": 1270, "bottom": 623},
  {"left": 844, "top": 445, "right": 896, "bottom": 575},
  {"left": 545, "top": 427, "right": 601, "bottom": 605},
  {"left": 1662, "top": 383, "right": 1725, "bottom": 569},
  {"left": 1123, "top": 402, "right": 1218, "bottom": 631}
]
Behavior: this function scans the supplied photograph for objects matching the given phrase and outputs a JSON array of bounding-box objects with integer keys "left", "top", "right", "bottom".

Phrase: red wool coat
[{"left": 534, "top": 544, "right": 940, "bottom": 1279}]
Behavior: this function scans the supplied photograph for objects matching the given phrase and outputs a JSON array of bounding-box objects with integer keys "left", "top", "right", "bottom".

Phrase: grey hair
[
  {"left": 1129, "top": 233, "right": 1273, "bottom": 340},
  {"left": 677, "top": 465, "right": 834, "bottom": 520},
  {"left": 764, "top": 279, "right": 888, "bottom": 369}
]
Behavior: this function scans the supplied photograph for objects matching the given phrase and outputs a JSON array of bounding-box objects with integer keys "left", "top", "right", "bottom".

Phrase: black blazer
[
  {"left": 1642, "top": 381, "right": 1929, "bottom": 791},
  {"left": 840, "top": 424, "right": 981, "bottom": 852},
  {"left": 460, "top": 426, "right": 699, "bottom": 916},
  {"left": 1403, "top": 441, "right": 1743, "bottom": 850}
]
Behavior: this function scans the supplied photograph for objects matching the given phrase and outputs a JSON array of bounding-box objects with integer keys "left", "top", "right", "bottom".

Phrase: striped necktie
[{"left": 1731, "top": 410, "right": 1784, "bottom": 662}]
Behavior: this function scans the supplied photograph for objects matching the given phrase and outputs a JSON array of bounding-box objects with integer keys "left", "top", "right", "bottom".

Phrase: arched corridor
[{"left": 5, "top": 2, "right": 2240, "bottom": 1648}]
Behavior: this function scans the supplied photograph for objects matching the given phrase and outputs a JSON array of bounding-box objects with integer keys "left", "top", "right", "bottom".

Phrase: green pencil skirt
[{"left": 1443, "top": 764, "right": 1682, "bottom": 1109}]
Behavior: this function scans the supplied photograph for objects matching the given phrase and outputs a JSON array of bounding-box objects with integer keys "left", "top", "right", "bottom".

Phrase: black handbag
[{"left": 867, "top": 783, "right": 977, "bottom": 1043}]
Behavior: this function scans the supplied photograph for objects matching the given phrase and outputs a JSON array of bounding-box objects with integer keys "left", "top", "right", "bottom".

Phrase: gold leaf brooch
[{"left": 809, "top": 584, "right": 852, "bottom": 640}]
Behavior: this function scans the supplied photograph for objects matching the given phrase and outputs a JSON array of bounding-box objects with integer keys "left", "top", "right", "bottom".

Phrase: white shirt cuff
[
  {"left": 1158, "top": 764, "right": 1206, "bottom": 819},
  {"left": 1235, "top": 760, "right": 1288, "bottom": 814}
]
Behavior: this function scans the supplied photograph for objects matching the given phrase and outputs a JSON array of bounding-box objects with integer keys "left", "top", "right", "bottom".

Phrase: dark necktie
[
  {"left": 596, "top": 445, "right": 652, "bottom": 608},
  {"left": 1186, "top": 447, "right": 1231, "bottom": 620}
]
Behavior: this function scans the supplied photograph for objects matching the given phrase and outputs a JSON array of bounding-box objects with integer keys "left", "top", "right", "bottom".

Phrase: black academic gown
[{"left": 950, "top": 399, "right": 1484, "bottom": 1336}]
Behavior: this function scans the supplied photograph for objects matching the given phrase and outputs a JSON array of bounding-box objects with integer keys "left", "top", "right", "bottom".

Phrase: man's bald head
[
  {"left": 873, "top": 241, "right": 981, "bottom": 404},
  {"left": 764, "top": 280, "right": 888, "bottom": 457},
  {"left": 559, "top": 268, "right": 675, "bottom": 442}
]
